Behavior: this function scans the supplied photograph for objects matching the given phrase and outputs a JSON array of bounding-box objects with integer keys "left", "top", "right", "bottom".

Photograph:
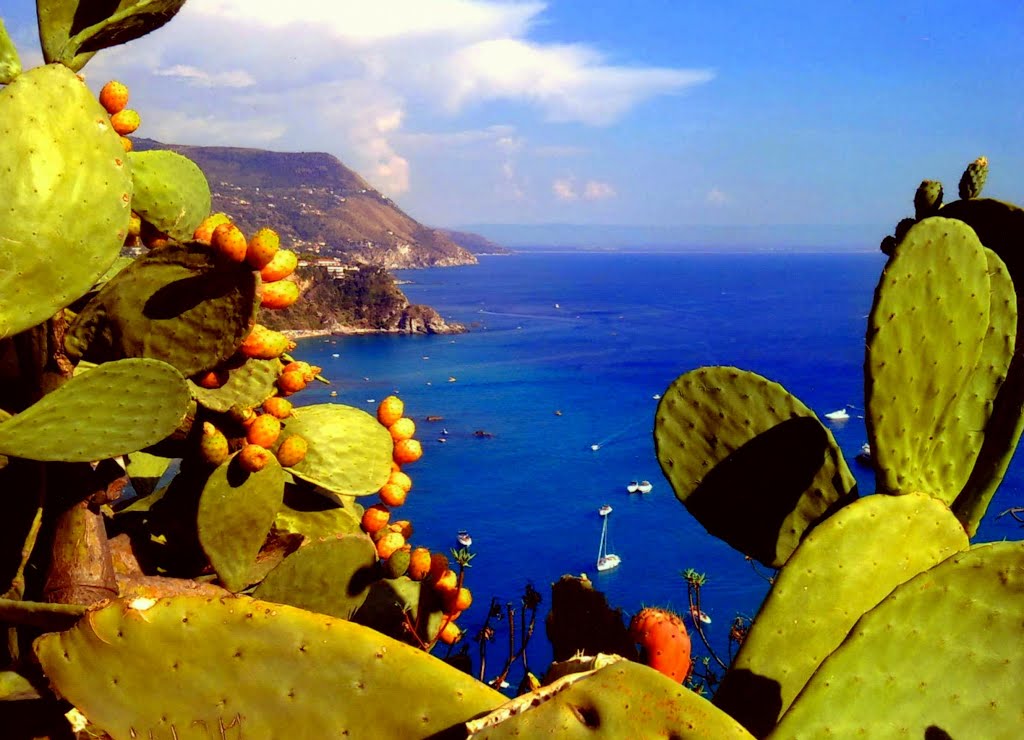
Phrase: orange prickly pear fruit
[
  {"left": 282, "top": 361, "right": 316, "bottom": 382},
  {"left": 128, "top": 211, "right": 142, "bottom": 238},
  {"left": 433, "top": 569, "right": 458, "bottom": 596},
  {"left": 377, "top": 395, "right": 404, "bottom": 427},
  {"left": 275, "top": 435, "right": 308, "bottom": 467},
  {"left": 388, "top": 417, "right": 415, "bottom": 442},
  {"left": 388, "top": 520, "right": 413, "bottom": 539},
  {"left": 378, "top": 482, "right": 407, "bottom": 507},
  {"left": 246, "top": 227, "right": 280, "bottom": 269},
  {"left": 393, "top": 438, "right": 423, "bottom": 465},
  {"left": 238, "top": 444, "right": 273, "bottom": 473},
  {"left": 246, "top": 414, "right": 281, "bottom": 448},
  {"left": 277, "top": 370, "right": 307, "bottom": 395},
  {"left": 444, "top": 586, "right": 472, "bottom": 615},
  {"left": 211, "top": 222, "right": 248, "bottom": 262},
  {"left": 199, "top": 422, "right": 229, "bottom": 466},
  {"left": 361, "top": 503, "right": 391, "bottom": 535},
  {"left": 109, "top": 109, "right": 140, "bottom": 135},
  {"left": 240, "top": 324, "right": 293, "bottom": 360},
  {"left": 99, "top": 80, "right": 129, "bottom": 114},
  {"left": 438, "top": 620, "right": 463, "bottom": 645},
  {"left": 260, "top": 280, "right": 300, "bottom": 310},
  {"left": 628, "top": 607, "right": 692, "bottom": 683},
  {"left": 375, "top": 531, "right": 405, "bottom": 560},
  {"left": 408, "top": 547, "right": 431, "bottom": 581},
  {"left": 194, "top": 368, "right": 228, "bottom": 389},
  {"left": 262, "top": 396, "right": 293, "bottom": 419},
  {"left": 193, "top": 213, "right": 232, "bottom": 244},
  {"left": 228, "top": 404, "right": 256, "bottom": 429},
  {"left": 428, "top": 552, "right": 449, "bottom": 581},
  {"left": 119, "top": 136, "right": 133, "bottom": 153},
  {"left": 387, "top": 470, "right": 412, "bottom": 493},
  {"left": 260, "top": 249, "right": 298, "bottom": 282}
]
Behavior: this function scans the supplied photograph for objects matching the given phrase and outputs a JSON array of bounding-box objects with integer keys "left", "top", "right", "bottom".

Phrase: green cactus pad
[
  {"left": 254, "top": 535, "right": 377, "bottom": 619},
  {"left": 129, "top": 150, "right": 211, "bottom": 242},
  {"left": 957, "top": 157, "right": 988, "bottom": 200},
  {"left": 34, "top": 594, "right": 504, "bottom": 738},
  {"left": 0, "top": 20, "right": 21, "bottom": 83},
  {"left": 125, "top": 451, "right": 172, "bottom": 499},
  {"left": 66, "top": 244, "right": 258, "bottom": 377},
  {"left": 774, "top": 541, "right": 1024, "bottom": 737},
  {"left": 189, "top": 357, "right": 282, "bottom": 413},
  {"left": 865, "top": 217, "right": 1008, "bottom": 503},
  {"left": 714, "top": 492, "right": 968, "bottom": 736},
  {"left": 0, "top": 64, "right": 131, "bottom": 337},
  {"left": 0, "top": 359, "right": 189, "bottom": 462},
  {"left": 467, "top": 660, "right": 754, "bottom": 739},
  {"left": 655, "top": 366, "right": 857, "bottom": 567},
  {"left": 913, "top": 179, "right": 943, "bottom": 219},
  {"left": 274, "top": 483, "right": 363, "bottom": 540},
  {"left": 197, "top": 455, "right": 286, "bottom": 592},
  {"left": 353, "top": 576, "right": 447, "bottom": 648},
  {"left": 283, "top": 404, "right": 394, "bottom": 501}
]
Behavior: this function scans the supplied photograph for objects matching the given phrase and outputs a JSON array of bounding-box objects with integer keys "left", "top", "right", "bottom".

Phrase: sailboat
[{"left": 596, "top": 506, "right": 621, "bottom": 572}]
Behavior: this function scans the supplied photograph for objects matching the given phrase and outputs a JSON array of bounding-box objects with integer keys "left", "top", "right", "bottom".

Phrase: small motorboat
[
  {"left": 689, "top": 606, "right": 712, "bottom": 625},
  {"left": 457, "top": 530, "right": 472, "bottom": 547},
  {"left": 636, "top": 480, "right": 653, "bottom": 494},
  {"left": 652, "top": 393, "right": 661, "bottom": 400},
  {"left": 329, "top": 390, "right": 338, "bottom": 397},
  {"left": 626, "top": 481, "right": 640, "bottom": 493},
  {"left": 331, "top": 353, "right": 340, "bottom": 358},
  {"left": 856, "top": 442, "right": 872, "bottom": 466},
  {"left": 824, "top": 408, "right": 850, "bottom": 421},
  {"left": 598, "top": 504, "right": 613, "bottom": 516},
  {"left": 590, "top": 444, "right": 601, "bottom": 451}
]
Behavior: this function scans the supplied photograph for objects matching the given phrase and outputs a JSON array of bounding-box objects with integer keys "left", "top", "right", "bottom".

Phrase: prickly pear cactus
[
  {"left": 0, "top": 20, "right": 20, "bottom": 83},
  {"left": 128, "top": 150, "right": 212, "bottom": 241}
]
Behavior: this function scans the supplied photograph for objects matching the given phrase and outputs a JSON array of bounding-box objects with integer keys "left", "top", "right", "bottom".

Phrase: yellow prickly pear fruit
[
  {"left": 110, "top": 109, "right": 141, "bottom": 135},
  {"left": 260, "top": 249, "right": 298, "bottom": 282},
  {"left": 276, "top": 435, "right": 308, "bottom": 467},
  {"left": 193, "top": 213, "right": 232, "bottom": 245},
  {"left": 379, "top": 483, "right": 407, "bottom": 507},
  {"left": 199, "top": 422, "right": 229, "bottom": 466},
  {"left": 387, "top": 470, "right": 412, "bottom": 493},
  {"left": 408, "top": 547, "right": 431, "bottom": 581},
  {"left": 238, "top": 444, "right": 273, "bottom": 473},
  {"left": 438, "top": 620, "right": 463, "bottom": 645},
  {"left": 246, "top": 414, "right": 281, "bottom": 448},
  {"left": 260, "top": 280, "right": 300, "bottom": 310},
  {"left": 261, "top": 396, "right": 293, "bottom": 419},
  {"left": 240, "top": 324, "right": 293, "bottom": 360},
  {"left": 128, "top": 212, "right": 142, "bottom": 238},
  {"left": 246, "top": 227, "right": 280, "bottom": 269},
  {"left": 119, "top": 136, "right": 133, "bottom": 153},
  {"left": 98, "top": 80, "right": 129, "bottom": 114},
  {"left": 211, "top": 222, "right": 248, "bottom": 262},
  {"left": 375, "top": 531, "right": 406, "bottom": 560},
  {"left": 388, "top": 417, "right": 416, "bottom": 442}
]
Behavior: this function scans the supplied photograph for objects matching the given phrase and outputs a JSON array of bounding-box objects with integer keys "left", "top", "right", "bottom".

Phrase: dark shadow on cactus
[
  {"left": 545, "top": 575, "right": 638, "bottom": 663},
  {"left": 144, "top": 270, "right": 248, "bottom": 321},
  {"left": 924, "top": 727, "right": 954, "bottom": 740},
  {"left": 686, "top": 417, "right": 830, "bottom": 567},
  {"left": 712, "top": 668, "right": 783, "bottom": 739},
  {"left": 71, "top": 1, "right": 121, "bottom": 36},
  {"left": 353, "top": 578, "right": 445, "bottom": 648}
]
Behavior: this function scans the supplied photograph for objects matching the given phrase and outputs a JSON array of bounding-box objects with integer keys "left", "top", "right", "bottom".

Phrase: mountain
[
  {"left": 435, "top": 228, "right": 512, "bottom": 255},
  {"left": 132, "top": 138, "right": 483, "bottom": 269}
]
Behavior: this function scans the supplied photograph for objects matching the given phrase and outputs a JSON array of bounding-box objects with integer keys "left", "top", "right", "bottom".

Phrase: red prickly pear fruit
[
  {"left": 110, "top": 109, "right": 140, "bottom": 135},
  {"left": 628, "top": 607, "right": 692, "bottom": 683},
  {"left": 361, "top": 503, "right": 390, "bottom": 535},
  {"left": 260, "top": 280, "right": 300, "bottom": 310},
  {"left": 408, "top": 547, "right": 431, "bottom": 581},
  {"left": 246, "top": 227, "right": 280, "bottom": 269},
  {"left": 378, "top": 482, "right": 407, "bottom": 507},
  {"left": 99, "top": 80, "right": 129, "bottom": 114},
  {"left": 246, "top": 414, "right": 281, "bottom": 448},
  {"left": 211, "top": 222, "right": 248, "bottom": 262},
  {"left": 277, "top": 369, "right": 307, "bottom": 395},
  {"left": 275, "top": 435, "right": 308, "bottom": 467},
  {"left": 238, "top": 444, "right": 273, "bottom": 473},
  {"left": 260, "top": 249, "right": 298, "bottom": 282},
  {"left": 193, "top": 213, "right": 232, "bottom": 245},
  {"left": 199, "top": 422, "right": 229, "bottom": 466},
  {"left": 428, "top": 552, "right": 449, "bottom": 581},
  {"left": 240, "top": 324, "right": 292, "bottom": 360},
  {"left": 194, "top": 369, "right": 228, "bottom": 389},
  {"left": 393, "top": 438, "right": 422, "bottom": 465},
  {"left": 261, "top": 396, "right": 293, "bottom": 419}
]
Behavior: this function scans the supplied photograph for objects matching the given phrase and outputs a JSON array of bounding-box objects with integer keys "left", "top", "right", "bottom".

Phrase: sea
[{"left": 292, "top": 250, "right": 1023, "bottom": 684}]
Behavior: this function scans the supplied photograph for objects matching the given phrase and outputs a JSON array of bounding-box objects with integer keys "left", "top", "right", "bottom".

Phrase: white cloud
[
  {"left": 706, "top": 187, "right": 730, "bottom": 205},
  {"left": 583, "top": 180, "right": 616, "bottom": 200},
  {"left": 155, "top": 65, "right": 256, "bottom": 88},
  {"left": 552, "top": 177, "right": 578, "bottom": 200},
  {"left": 144, "top": 110, "right": 287, "bottom": 147}
]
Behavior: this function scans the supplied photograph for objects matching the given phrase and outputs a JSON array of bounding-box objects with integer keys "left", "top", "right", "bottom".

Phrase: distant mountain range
[{"left": 132, "top": 138, "right": 508, "bottom": 268}]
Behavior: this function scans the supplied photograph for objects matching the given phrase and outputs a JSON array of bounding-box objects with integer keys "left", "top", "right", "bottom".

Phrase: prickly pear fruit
[
  {"left": 393, "top": 438, "right": 423, "bottom": 465},
  {"left": 193, "top": 212, "right": 231, "bottom": 244},
  {"left": 211, "top": 222, "right": 248, "bottom": 262},
  {"left": 119, "top": 136, "right": 133, "bottom": 152},
  {"left": 379, "top": 482, "right": 407, "bottom": 507},
  {"left": 276, "top": 435, "right": 308, "bottom": 467},
  {"left": 246, "top": 414, "right": 281, "bottom": 448},
  {"left": 428, "top": 552, "right": 449, "bottom": 581},
  {"left": 262, "top": 396, "right": 293, "bottom": 419},
  {"left": 913, "top": 179, "right": 943, "bottom": 219},
  {"left": 200, "top": 422, "right": 229, "bottom": 466},
  {"left": 389, "top": 417, "right": 416, "bottom": 442},
  {"left": 282, "top": 361, "right": 317, "bottom": 382},
  {"left": 389, "top": 520, "right": 413, "bottom": 538},
  {"left": 109, "top": 108, "right": 140, "bottom": 135},
  {"left": 628, "top": 607, "right": 691, "bottom": 683},
  {"left": 240, "top": 324, "right": 292, "bottom": 360},
  {"left": 361, "top": 503, "right": 390, "bottom": 534},
  {"left": 238, "top": 444, "right": 273, "bottom": 472},
  {"left": 260, "top": 249, "right": 298, "bottom": 282},
  {"left": 434, "top": 569, "right": 458, "bottom": 596},
  {"left": 958, "top": 155, "right": 988, "bottom": 200},
  {"left": 127, "top": 211, "right": 142, "bottom": 238},
  {"left": 893, "top": 217, "right": 915, "bottom": 243},
  {"left": 444, "top": 587, "right": 472, "bottom": 615},
  {"left": 438, "top": 620, "right": 463, "bottom": 645},
  {"left": 408, "top": 547, "right": 431, "bottom": 581},
  {"left": 388, "top": 470, "right": 413, "bottom": 493},
  {"left": 229, "top": 404, "right": 256, "bottom": 428},
  {"left": 98, "top": 80, "right": 129, "bottom": 114},
  {"left": 194, "top": 369, "right": 228, "bottom": 389},
  {"left": 377, "top": 395, "right": 404, "bottom": 427},
  {"left": 384, "top": 546, "right": 411, "bottom": 578},
  {"left": 247, "top": 227, "right": 280, "bottom": 269},
  {"left": 277, "top": 370, "right": 307, "bottom": 394},
  {"left": 376, "top": 531, "right": 405, "bottom": 560},
  {"left": 260, "top": 280, "right": 300, "bottom": 310}
]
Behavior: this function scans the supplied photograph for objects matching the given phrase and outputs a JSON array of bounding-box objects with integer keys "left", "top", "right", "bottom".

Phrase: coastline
[{"left": 282, "top": 323, "right": 466, "bottom": 339}]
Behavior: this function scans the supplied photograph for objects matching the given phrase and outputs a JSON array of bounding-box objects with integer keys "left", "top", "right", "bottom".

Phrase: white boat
[
  {"left": 598, "top": 504, "right": 613, "bottom": 516},
  {"left": 331, "top": 353, "right": 340, "bottom": 358},
  {"left": 856, "top": 442, "right": 872, "bottom": 466},
  {"left": 596, "top": 510, "right": 620, "bottom": 572},
  {"left": 636, "top": 480, "right": 653, "bottom": 494},
  {"left": 626, "top": 481, "right": 640, "bottom": 493},
  {"left": 689, "top": 606, "right": 712, "bottom": 625},
  {"left": 457, "top": 530, "right": 472, "bottom": 547},
  {"left": 824, "top": 408, "right": 850, "bottom": 421},
  {"left": 590, "top": 444, "right": 601, "bottom": 451}
]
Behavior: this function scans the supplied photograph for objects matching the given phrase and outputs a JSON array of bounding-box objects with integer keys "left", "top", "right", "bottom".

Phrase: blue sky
[{"left": 4, "top": 1, "right": 1023, "bottom": 246}]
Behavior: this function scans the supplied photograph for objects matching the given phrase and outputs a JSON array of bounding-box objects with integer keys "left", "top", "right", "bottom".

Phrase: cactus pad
[
  {"left": 125, "top": 451, "right": 172, "bottom": 499},
  {"left": 0, "top": 359, "right": 189, "bottom": 462},
  {"left": 655, "top": 366, "right": 857, "bottom": 567},
  {"left": 189, "top": 357, "right": 282, "bottom": 413},
  {"left": 274, "top": 484, "right": 363, "bottom": 540},
  {"left": 353, "top": 576, "right": 447, "bottom": 647},
  {"left": 254, "top": 535, "right": 377, "bottom": 619},
  {"left": 714, "top": 492, "right": 968, "bottom": 736},
  {"left": 0, "top": 64, "right": 131, "bottom": 337},
  {"left": 467, "top": 660, "right": 754, "bottom": 739},
  {"left": 34, "top": 595, "right": 504, "bottom": 739},
  {"left": 865, "top": 217, "right": 1010, "bottom": 502},
  {"left": 129, "top": 150, "right": 211, "bottom": 242},
  {"left": 0, "top": 20, "right": 20, "bottom": 83},
  {"left": 197, "top": 455, "right": 286, "bottom": 592},
  {"left": 66, "top": 244, "right": 258, "bottom": 377},
  {"left": 283, "top": 404, "right": 394, "bottom": 501},
  {"left": 774, "top": 541, "right": 1024, "bottom": 737}
]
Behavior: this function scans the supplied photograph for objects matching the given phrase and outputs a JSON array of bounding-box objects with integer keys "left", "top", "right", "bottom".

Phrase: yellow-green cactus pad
[{"left": 0, "top": 19, "right": 21, "bottom": 83}]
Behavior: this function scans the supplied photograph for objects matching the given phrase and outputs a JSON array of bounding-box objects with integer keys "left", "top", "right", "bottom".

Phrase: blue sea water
[{"left": 294, "top": 251, "right": 1023, "bottom": 682}]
